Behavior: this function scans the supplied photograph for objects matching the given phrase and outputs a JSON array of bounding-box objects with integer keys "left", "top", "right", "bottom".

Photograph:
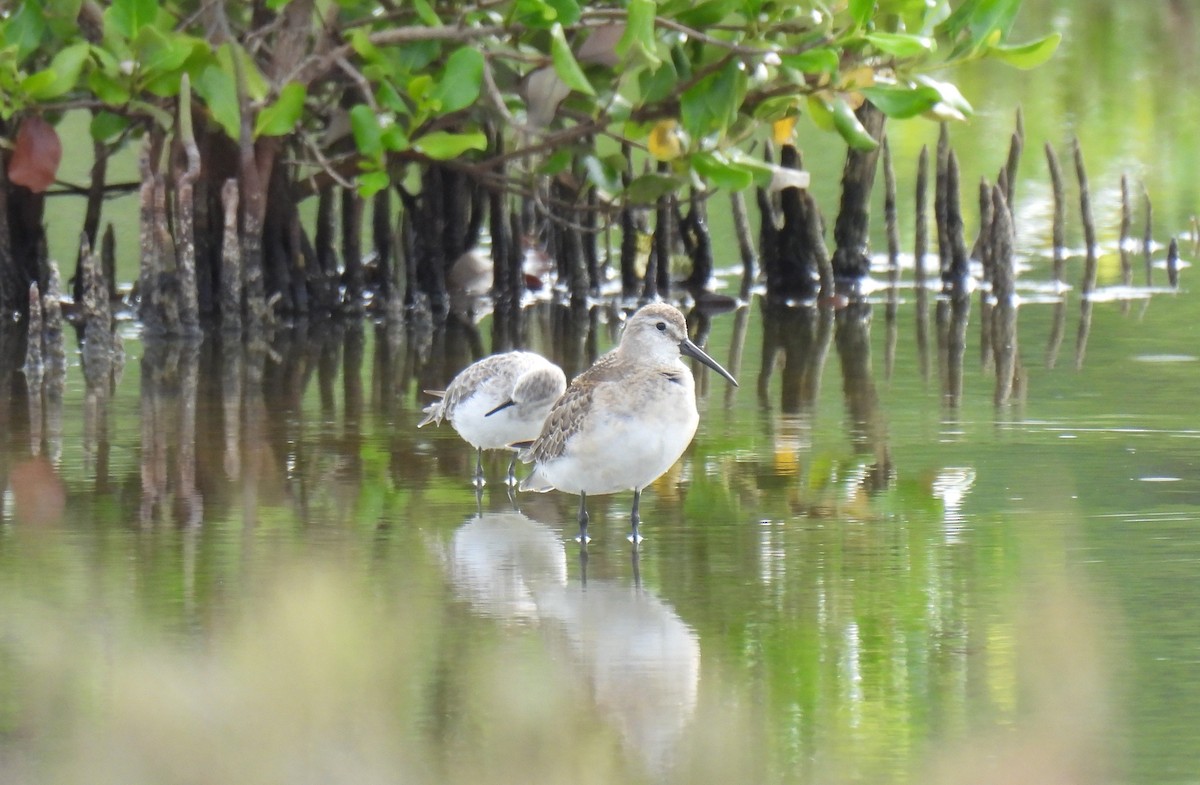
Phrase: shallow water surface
[{"left": 2, "top": 267, "right": 1199, "bottom": 783}]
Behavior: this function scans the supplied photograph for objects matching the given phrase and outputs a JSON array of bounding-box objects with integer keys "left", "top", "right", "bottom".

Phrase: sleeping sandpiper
[{"left": 420, "top": 351, "right": 566, "bottom": 487}]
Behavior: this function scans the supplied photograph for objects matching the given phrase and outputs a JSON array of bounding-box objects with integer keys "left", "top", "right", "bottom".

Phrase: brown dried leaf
[{"left": 8, "top": 116, "right": 63, "bottom": 193}]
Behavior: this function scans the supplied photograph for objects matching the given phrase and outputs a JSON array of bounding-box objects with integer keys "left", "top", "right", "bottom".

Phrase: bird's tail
[
  {"left": 518, "top": 466, "right": 554, "bottom": 493},
  {"left": 416, "top": 390, "right": 446, "bottom": 428},
  {"left": 510, "top": 442, "right": 552, "bottom": 492}
]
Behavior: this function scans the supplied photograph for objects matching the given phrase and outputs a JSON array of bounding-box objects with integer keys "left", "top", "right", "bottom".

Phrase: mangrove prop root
[
  {"left": 830, "top": 102, "right": 886, "bottom": 281},
  {"left": 914, "top": 145, "right": 929, "bottom": 285},
  {"left": 1073, "top": 137, "right": 1098, "bottom": 295},
  {"left": 1045, "top": 142, "right": 1066, "bottom": 279},
  {"left": 935, "top": 124, "right": 951, "bottom": 280},
  {"left": 731, "top": 190, "right": 757, "bottom": 300},
  {"left": 220, "top": 179, "right": 242, "bottom": 333},
  {"left": 882, "top": 135, "right": 900, "bottom": 283}
]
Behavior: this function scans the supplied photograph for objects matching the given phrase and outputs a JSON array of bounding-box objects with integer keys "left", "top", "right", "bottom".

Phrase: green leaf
[
  {"left": 550, "top": 23, "right": 595, "bottom": 97},
  {"left": 848, "top": 0, "right": 875, "bottom": 29},
  {"left": 194, "top": 64, "right": 240, "bottom": 139},
  {"left": 50, "top": 41, "right": 91, "bottom": 90},
  {"left": 669, "top": 43, "right": 692, "bottom": 81},
  {"left": 913, "top": 74, "right": 973, "bottom": 120},
  {"left": 680, "top": 86, "right": 708, "bottom": 139},
  {"left": 88, "top": 70, "right": 132, "bottom": 105},
  {"left": 990, "top": 32, "right": 1061, "bottom": 69},
  {"left": 90, "top": 110, "right": 130, "bottom": 142},
  {"left": 216, "top": 43, "right": 268, "bottom": 102},
  {"left": 348, "top": 28, "right": 381, "bottom": 62},
  {"left": 831, "top": 98, "right": 879, "bottom": 150},
  {"left": 941, "top": 0, "right": 1022, "bottom": 53},
  {"left": 397, "top": 40, "right": 441, "bottom": 72},
  {"left": 752, "top": 96, "right": 801, "bottom": 123},
  {"left": 865, "top": 32, "right": 935, "bottom": 57},
  {"left": 19, "top": 70, "right": 57, "bottom": 99},
  {"left": 616, "top": 0, "right": 660, "bottom": 67},
  {"left": 514, "top": 0, "right": 559, "bottom": 27},
  {"left": 266, "top": 0, "right": 293, "bottom": 9},
  {"left": 43, "top": 0, "right": 86, "bottom": 38},
  {"left": 254, "top": 82, "right": 306, "bottom": 137},
  {"left": 608, "top": 91, "right": 634, "bottom": 122},
  {"left": 545, "top": 0, "right": 582, "bottom": 25},
  {"left": 128, "top": 98, "right": 173, "bottom": 130},
  {"left": 673, "top": 0, "right": 738, "bottom": 29},
  {"left": 408, "top": 74, "right": 434, "bottom": 103},
  {"left": 24, "top": 41, "right": 90, "bottom": 99},
  {"left": 638, "top": 60, "right": 679, "bottom": 104},
  {"left": 680, "top": 59, "right": 743, "bottom": 140},
  {"left": 780, "top": 48, "right": 840, "bottom": 75},
  {"left": 134, "top": 27, "right": 202, "bottom": 83},
  {"left": 430, "top": 47, "right": 483, "bottom": 112},
  {"left": 511, "top": 0, "right": 583, "bottom": 26},
  {"left": 412, "top": 0, "right": 442, "bottom": 26},
  {"left": 541, "top": 148, "right": 575, "bottom": 176},
  {"left": 860, "top": 83, "right": 941, "bottom": 119},
  {"left": 357, "top": 170, "right": 391, "bottom": 198},
  {"left": 625, "top": 172, "right": 682, "bottom": 205},
  {"left": 692, "top": 152, "right": 754, "bottom": 191},
  {"left": 107, "top": 0, "right": 159, "bottom": 39},
  {"left": 582, "top": 153, "right": 623, "bottom": 194},
  {"left": 89, "top": 46, "right": 121, "bottom": 74},
  {"left": 3, "top": 1, "right": 48, "bottom": 60},
  {"left": 414, "top": 129, "right": 487, "bottom": 160},
  {"left": 806, "top": 95, "right": 835, "bottom": 131},
  {"left": 380, "top": 124, "right": 409, "bottom": 152},
  {"left": 349, "top": 104, "right": 384, "bottom": 162},
  {"left": 725, "top": 150, "right": 782, "bottom": 188},
  {"left": 361, "top": 64, "right": 389, "bottom": 85},
  {"left": 376, "top": 82, "right": 408, "bottom": 115}
]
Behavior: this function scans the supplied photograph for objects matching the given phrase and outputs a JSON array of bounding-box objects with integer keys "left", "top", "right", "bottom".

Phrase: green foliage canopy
[{"left": 0, "top": 0, "right": 1059, "bottom": 201}]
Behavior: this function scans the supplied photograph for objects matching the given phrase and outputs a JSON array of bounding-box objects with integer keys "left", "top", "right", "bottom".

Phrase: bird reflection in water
[{"left": 444, "top": 509, "right": 700, "bottom": 779}]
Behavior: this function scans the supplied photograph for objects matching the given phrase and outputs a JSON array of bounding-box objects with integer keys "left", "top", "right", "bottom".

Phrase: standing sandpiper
[
  {"left": 419, "top": 351, "right": 566, "bottom": 487},
  {"left": 518, "top": 303, "right": 738, "bottom": 543}
]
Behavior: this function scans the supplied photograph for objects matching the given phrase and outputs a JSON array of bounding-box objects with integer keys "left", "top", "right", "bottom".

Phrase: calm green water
[
  {"left": 2, "top": 272, "right": 1199, "bottom": 784},
  {"left": 6, "top": 2, "right": 1200, "bottom": 783}
]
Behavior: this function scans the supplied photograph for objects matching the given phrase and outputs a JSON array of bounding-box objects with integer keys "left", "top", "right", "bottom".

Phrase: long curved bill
[{"left": 680, "top": 338, "right": 739, "bottom": 386}]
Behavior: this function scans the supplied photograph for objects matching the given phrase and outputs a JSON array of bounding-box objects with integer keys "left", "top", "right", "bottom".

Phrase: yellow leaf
[
  {"left": 648, "top": 119, "right": 684, "bottom": 161},
  {"left": 839, "top": 65, "right": 876, "bottom": 91},
  {"left": 772, "top": 116, "right": 797, "bottom": 144}
]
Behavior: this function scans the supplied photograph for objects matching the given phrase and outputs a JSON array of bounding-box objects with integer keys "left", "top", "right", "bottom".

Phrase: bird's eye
[{"left": 655, "top": 322, "right": 667, "bottom": 332}]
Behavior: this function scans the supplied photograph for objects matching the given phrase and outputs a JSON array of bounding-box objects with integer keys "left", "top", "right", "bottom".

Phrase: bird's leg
[
  {"left": 473, "top": 447, "right": 486, "bottom": 488},
  {"left": 576, "top": 492, "right": 591, "bottom": 544},
  {"left": 628, "top": 488, "right": 643, "bottom": 544},
  {"left": 506, "top": 452, "right": 518, "bottom": 487}
]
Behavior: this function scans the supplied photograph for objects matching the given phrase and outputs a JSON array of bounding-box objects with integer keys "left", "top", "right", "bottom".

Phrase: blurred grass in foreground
[
  {"left": 0, "top": 541, "right": 1117, "bottom": 785},
  {"left": 0, "top": 548, "right": 756, "bottom": 785}
]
